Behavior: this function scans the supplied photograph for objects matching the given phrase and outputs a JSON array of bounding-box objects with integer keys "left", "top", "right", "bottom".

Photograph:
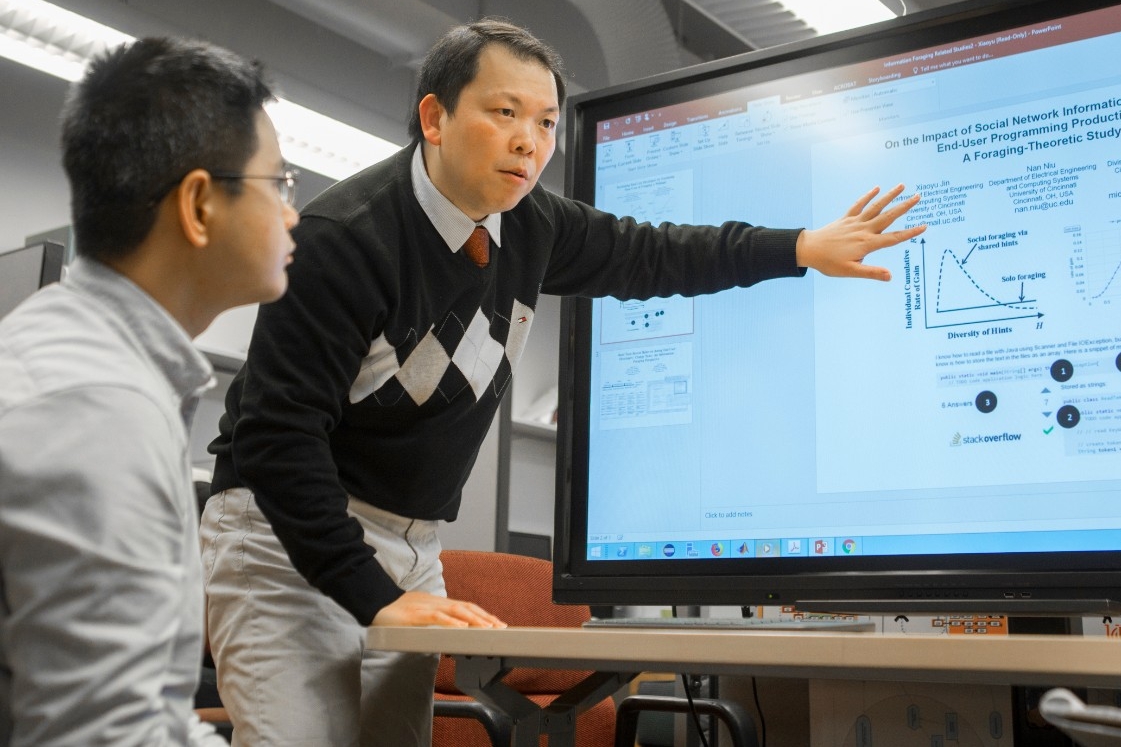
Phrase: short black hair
[
  {"left": 407, "top": 19, "right": 566, "bottom": 143},
  {"left": 60, "top": 37, "right": 275, "bottom": 261}
]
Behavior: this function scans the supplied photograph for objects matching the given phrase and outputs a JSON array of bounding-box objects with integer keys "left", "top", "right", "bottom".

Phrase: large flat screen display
[{"left": 554, "top": 0, "right": 1121, "bottom": 614}]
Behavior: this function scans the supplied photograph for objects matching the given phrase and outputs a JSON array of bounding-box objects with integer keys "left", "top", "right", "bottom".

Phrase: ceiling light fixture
[
  {"left": 0, "top": 0, "right": 402, "bottom": 180},
  {"left": 0, "top": 0, "right": 130, "bottom": 81},
  {"left": 264, "top": 98, "right": 399, "bottom": 182},
  {"left": 779, "top": 0, "right": 896, "bottom": 36}
]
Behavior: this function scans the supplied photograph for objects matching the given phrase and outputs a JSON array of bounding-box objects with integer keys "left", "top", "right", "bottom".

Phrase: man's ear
[
  {"left": 417, "top": 93, "right": 445, "bottom": 146},
  {"left": 175, "top": 168, "right": 215, "bottom": 249}
]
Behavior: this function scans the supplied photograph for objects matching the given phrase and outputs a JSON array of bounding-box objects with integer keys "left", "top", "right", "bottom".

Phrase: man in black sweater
[{"left": 200, "top": 18, "right": 925, "bottom": 746}]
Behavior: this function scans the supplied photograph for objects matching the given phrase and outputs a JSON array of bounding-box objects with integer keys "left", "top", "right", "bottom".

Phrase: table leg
[{"left": 454, "top": 655, "right": 635, "bottom": 746}]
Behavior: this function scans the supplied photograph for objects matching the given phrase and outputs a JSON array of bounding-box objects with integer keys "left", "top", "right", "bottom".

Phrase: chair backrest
[{"left": 436, "top": 549, "right": 593, "bottom": 695}]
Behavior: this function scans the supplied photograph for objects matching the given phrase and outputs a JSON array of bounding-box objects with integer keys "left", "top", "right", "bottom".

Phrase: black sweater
[{"left": 209, "top": 145, "right": 804, "bottom": 623}]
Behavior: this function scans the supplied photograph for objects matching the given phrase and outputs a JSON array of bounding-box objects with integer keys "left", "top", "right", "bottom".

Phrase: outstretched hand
[
  {"left": 796, "top": 184, "right": 926, "bottom": 282},
  {"left": 371, "top": 590, "right": 507, "bottom": 628}
]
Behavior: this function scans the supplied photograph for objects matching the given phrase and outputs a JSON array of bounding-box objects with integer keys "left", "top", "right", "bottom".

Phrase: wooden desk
[{"left": 367, "top": 626, "right": 1121, "bottom": 746}]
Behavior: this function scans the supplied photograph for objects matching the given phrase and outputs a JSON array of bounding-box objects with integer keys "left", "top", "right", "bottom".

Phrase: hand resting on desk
[{"left": 371, "top": 590, "right": 507, "bottom": 628}]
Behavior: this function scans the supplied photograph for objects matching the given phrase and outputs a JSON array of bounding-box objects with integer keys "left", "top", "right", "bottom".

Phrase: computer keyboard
[{"left": 581, "top": 616, "right": 874, "bottom": 632}]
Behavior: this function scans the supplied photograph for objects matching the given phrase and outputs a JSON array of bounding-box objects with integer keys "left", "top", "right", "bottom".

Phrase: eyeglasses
[{"left": 211, "top": 168, "right": 300, "bottom": 207}]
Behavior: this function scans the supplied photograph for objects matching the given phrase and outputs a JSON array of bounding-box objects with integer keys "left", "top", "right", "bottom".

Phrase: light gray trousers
[{"left": 200, "top": 488, "right": 443, "bottom": 747}]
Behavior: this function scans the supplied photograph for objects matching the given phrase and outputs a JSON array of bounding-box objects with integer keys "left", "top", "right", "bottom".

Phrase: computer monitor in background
[
  {"left": 555, "top": 0, "right": 1121, "bottom": 615},
  {"left": 0, "top": 241, "right": 66, "bottom": 320}
]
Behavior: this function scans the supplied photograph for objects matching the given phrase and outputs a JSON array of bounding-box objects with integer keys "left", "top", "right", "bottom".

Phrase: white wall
[
  {"left": 508, "top": 294, "right": 563, "bottom": 541},
  {"left": 0, "top": 58, "right": 71, "bottom": 252}
]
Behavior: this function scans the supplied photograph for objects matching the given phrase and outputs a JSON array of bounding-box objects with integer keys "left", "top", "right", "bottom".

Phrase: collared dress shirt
[{"left": 0, "top": 257, "right": 215, "bottom": 746}]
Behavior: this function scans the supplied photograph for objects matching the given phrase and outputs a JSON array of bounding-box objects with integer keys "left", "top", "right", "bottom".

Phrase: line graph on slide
[
  {"left": 921, "top": 237, "right": 1044, "bottom": 330},
  {"left": 1073, "top": 225, "right": 1121, "bottom": 306}
]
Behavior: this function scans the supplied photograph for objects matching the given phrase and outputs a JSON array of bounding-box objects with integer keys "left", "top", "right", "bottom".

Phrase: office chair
[
  {"left": 615, "top": 684, "right": 758, "bottom": 747},
  {"left": 432, "top": 549, "right": 617, "bottom": 747}
]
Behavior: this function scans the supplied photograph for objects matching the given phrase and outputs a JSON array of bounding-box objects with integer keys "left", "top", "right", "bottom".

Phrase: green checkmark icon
[{"left": 1043, "top": 426, "right": 1054, "bottom": 435}]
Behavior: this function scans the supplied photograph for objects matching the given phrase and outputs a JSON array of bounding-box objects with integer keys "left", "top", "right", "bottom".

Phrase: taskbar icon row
[{"left": 586, "top": 536, "right": 864, "bottom": 561}]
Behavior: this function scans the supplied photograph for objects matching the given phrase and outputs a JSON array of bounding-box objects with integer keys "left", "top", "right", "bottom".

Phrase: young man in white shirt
[{"left": 0, "top": 37, "right": 298, "bottom": 746}]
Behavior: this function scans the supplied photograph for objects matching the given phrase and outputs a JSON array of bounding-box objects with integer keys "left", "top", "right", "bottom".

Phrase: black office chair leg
[
  {"left": 615, "top": 693, "right": 758, "bottom": 747},
  {"left": 433, "top": 699, "right": 513, "bottom": 747}
]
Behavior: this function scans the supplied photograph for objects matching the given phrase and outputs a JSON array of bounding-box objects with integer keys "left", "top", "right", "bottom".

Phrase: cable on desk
[
  {"left": 742, "top": 606, "right": 767, "bottom": 747},
  {"left": 750, "top": 676, "right": 766, "bottom": 747},
  {"left": 680, "top": 673, "right": 711, "bottom": 747}
]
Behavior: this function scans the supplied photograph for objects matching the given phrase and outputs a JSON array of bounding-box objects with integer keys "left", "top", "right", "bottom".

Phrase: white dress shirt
[{"left": 0, "top": 257, "right": 217, "bottom": 746}]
